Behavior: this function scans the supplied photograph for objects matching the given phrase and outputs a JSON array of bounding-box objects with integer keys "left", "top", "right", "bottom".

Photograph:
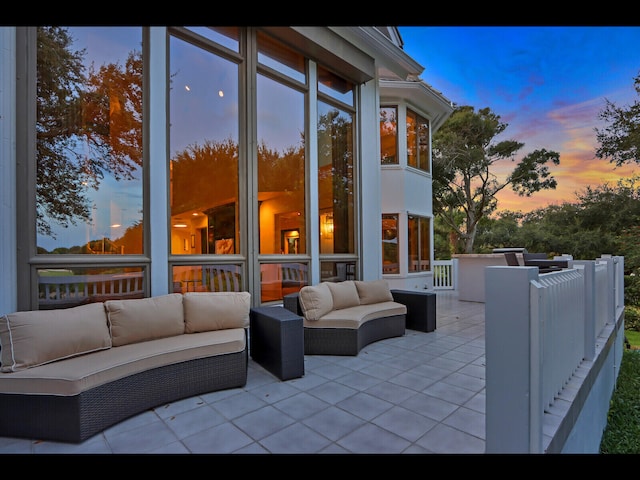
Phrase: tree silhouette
[
  {"left": 432, "top": 105, "right": 560, "bottom": 253},
  {"left": 36, "top": 27, "right": 142, "bottom": 238},
  {"left": 171, "top": 138, "right": 239, "bottom": 215},
  {"left": 595, "top": 71, "right": 640, "bottom": 166}
]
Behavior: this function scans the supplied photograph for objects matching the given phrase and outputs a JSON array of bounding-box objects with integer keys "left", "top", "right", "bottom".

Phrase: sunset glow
[{"left": 399, "top": 26, "right": 640, "bottom": 213}]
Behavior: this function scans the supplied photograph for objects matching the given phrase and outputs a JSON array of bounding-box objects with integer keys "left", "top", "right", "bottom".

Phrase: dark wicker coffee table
[
  {"left": 250, "top": 306, "right": 304, "bottom": 381},
  {"left": 390, "top": 289, "right": 437, "bottom": 332}
]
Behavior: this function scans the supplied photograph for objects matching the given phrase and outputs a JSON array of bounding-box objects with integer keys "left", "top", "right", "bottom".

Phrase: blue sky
[{"left": 398, "top": 26, "right": 640, "bottom": 212}]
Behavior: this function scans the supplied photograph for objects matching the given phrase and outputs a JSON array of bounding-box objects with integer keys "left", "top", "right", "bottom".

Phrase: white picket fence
[{"left": 433, "top": 259, "right": 457, "bottom": 290}]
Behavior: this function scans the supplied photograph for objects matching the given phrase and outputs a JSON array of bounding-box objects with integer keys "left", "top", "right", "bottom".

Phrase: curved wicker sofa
[
  {"left": 283, "top": 279, "right": 436, "bottom": 356},
  {"left": 0, "top": 291, "right": 250, "bottom": 443}
]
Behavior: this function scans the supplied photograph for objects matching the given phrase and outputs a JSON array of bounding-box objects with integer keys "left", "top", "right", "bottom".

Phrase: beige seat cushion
[
  {"left": 183, "top": 291, "right": 250, "bottom": 333},
  {"left": 0, "top": 329, "right": 247, "bottom": 396},
  {"left": 0, "top": 302, "right": 111, "bottom": 373},
  {"left": 303, "top": 301, "right": 407, "bottom": 329},
  {"left": 105, "top": 293, "right": 185, "bottom": 347},
  {"left": 299, "top": 283, "right": 333, "bottom": 321},
  {"left": 327, "top": 280, "right": 360, "bottom": 310},
  {"left": 355, "top": 279, "right": 394, "bottom": 305}
]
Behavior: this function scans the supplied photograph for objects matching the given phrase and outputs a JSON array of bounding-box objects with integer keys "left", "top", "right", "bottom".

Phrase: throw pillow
[
  {"left": 355, "top": 279, "right": 394, "bottom": 305},
  {"left": 0, "top": 302, "right": 111, "bottom": 373},
  {"left": 326, "top": 280, "right": 360, "bottom": 310},
  {"left": 105, "top": 293, "right": 185, "bottom": 347},
  {"left": 183, "top": 291, "right": 250, "bottom": 333},
  {"left": 299, "top": 282, "right": 333, "bottom": 321}
]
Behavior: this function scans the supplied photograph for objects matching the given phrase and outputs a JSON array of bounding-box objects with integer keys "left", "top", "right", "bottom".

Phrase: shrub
[
  {"left": 600, "top": 350, "right": 640, "bottom": 453},
  {"left": 625, "top": 274, "right": 640, "bottom": 307},
  {"left": 625, "top": 305, "right": 640, "bottom": 332}
]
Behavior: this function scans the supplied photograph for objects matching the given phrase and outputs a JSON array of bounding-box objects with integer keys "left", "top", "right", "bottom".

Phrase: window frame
[
  {"left": 407, "top": 213, "right": 431, "bottom": 273},
  {"left": 380, "top": 105, "right": 398, "bottom": 165},
  {"left": 406, "top": 108, "right": 430, "bottom": 173}
]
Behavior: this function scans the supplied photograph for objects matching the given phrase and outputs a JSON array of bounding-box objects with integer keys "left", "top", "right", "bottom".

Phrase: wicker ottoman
[
  {"left": 250, "top": 306, "right": 304, "bottom": 381},
  {"left": 391, "top": 289, "right": 437, "bottom": 332}
]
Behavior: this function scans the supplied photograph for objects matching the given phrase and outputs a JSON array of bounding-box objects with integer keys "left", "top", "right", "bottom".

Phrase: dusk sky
[{"left": 398, "top": 26, "right": 640, "bottom": 213}]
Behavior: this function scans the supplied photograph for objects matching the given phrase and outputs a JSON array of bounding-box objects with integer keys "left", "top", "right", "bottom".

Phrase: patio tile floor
[{"left": 0, "top": 290, "right": 487, "bottom": 455}]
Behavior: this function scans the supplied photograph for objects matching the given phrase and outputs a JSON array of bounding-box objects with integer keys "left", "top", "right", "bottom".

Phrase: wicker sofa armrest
[
  {"left": 391, "top": 289, "right": 436, "bottom": 332},
  {"left": 283, "top": 292, "right": 304, "bottom": 316}
]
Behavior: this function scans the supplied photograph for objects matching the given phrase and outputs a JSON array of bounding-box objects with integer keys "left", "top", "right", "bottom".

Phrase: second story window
[
  {"left": 380, "top": 106, "right": 398, "bottom": 165},
  {"left": 407, "top": 109, "right": 430, "bottom": 172}
]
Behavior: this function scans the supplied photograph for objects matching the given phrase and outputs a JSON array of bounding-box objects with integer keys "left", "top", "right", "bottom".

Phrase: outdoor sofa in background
[{"left": 284, "top": 279, "right": 436, "bottom": 355}]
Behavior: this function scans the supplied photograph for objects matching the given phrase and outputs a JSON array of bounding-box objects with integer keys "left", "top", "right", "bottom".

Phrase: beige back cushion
[
  {"left": 299, "top": 282, "right": 333, "bottom": 321},
  {"left": 183, "top": 291, "right": 250, "bottom": 333},
  {"left": 105, "top": 294, "right": 185, "bottom": 347},
  {"left": 327, "top": 281, "right": 360, "bottom": 310},
  {"left": 0, "top": 302, "right": 111, "bottom": 373},
  {"left": 355, "top": 279, "right": 394, "bottom": 305}
]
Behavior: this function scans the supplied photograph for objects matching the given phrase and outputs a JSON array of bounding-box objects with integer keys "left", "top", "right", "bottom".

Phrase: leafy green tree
[
  {"left": 595, "top": 71, "right": 640, "bottom": 166},
  {"left": 518, "top": 203, "right": 618, "bottom": 260},
  {"left": 474, "top": 176, "right": 640, "bottom": 270},
  {"left": 37, "top": 27, "right": 89, "bottom": 237},
  {"left": 36, "top": 27, "right": 142, "bottom": 238},
  {"left": 434, "top": 215, "right": 459, "bottom": 259},
  {"left": 473, "top": 210, "right": 525, "bottom": 254},
  {"left": 432, "top": 105, "right": 560, "bottom": 253}
]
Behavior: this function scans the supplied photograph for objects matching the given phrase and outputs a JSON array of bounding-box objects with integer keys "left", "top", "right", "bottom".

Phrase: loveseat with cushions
[
  {"left": 0, "top": 291, "right": 250, "bottom": 443},
  {"left": 283, "top": 279, "right": 436, "bottom": 355}
]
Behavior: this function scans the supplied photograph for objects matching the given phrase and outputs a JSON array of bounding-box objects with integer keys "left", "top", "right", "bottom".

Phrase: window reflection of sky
[
  {"left": 257, "top": 73, "right": 305, "bottom": 151},
  {"left": 169, "top": 35, "right": 238, "bottom": 155}
]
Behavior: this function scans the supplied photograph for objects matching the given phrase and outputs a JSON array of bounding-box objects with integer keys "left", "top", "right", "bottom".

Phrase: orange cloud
[{"left": 492, "top": 95, "right": 638, "bottom": 213}]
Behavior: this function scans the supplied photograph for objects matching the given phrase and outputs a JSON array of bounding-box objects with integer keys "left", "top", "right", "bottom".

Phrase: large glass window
[
  {"left": 407, "top": 109, "right": 430, "bottom": 172},
  {"left": 256, "top": 74, "right": 306, "bottom": 255},
  {"left": 318, "top": 101, "right": 355, "bottom": 254},
  {"left": 408, "top": 214, "right": 431, "bottom": 272},
  {"left": 380, "top": 106, "right": 398, "bottom": 165},
  {"left": 169, "top": 33, "right": 240, "bottom": 256},
  {"left": 256, "top": 32, "right": 306, "bottom": 258},
  {"left": 317, "top": 66, "right": 355, "bottom": 256},
  {"left": 36, "top": 27, "right": 143, "bottom": 256},
  {"left": 256, "top": 33, "right": 308, "bottom": 303}
]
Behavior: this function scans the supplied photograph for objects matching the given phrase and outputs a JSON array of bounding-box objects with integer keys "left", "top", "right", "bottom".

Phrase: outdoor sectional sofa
[
  {"left": 283, "top": 279, "right": 436, "bottom": 355},
  {"left": 0, "top": 291, "right": 250, "bottom": 443}
]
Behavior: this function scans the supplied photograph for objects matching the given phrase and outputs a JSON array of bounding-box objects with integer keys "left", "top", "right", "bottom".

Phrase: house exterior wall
[{"left": 0, "top": 27, "right": 17, "bottom": 315}]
